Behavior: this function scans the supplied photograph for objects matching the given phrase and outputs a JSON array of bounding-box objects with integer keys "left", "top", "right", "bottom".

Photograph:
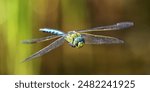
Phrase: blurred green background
[{"left": 0, "top": 0, "right": 150, "bottom": 75}]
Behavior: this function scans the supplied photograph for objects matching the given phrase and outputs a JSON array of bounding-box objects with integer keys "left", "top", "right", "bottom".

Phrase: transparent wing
[
  {"left": 23, "top": 37, "right": 65, "bottom": 62},
  {"left": 78, "top": 22, "right": 134, "bottom": 33},
  {"left": 22, "top": 35, "right": 60, "bottom": 44},
  {"left": 81, "top": 33, "right": 124, "bottom": 44}
]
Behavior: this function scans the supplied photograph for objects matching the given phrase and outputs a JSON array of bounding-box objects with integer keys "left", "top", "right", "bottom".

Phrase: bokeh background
[{"left": 0, "top": 0, "right": 150, "bottom": 75}]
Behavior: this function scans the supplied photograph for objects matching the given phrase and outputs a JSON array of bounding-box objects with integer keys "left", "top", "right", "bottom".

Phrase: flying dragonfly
[{"left": 22, "top": 22, "right": 134, "bottom": 62}]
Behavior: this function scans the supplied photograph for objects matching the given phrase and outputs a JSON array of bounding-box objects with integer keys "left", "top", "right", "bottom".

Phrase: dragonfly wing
[
  {"left": 23, "top": 37, "right": 65, "bottom": 62},
  {"left": 78, "top": 22, "right": 134, "bottom": 33},
  {"left": 81, "top": 33, "right": 124, "bottom": 44},
  {"left": 22, "top": 35, "right": 60, "bottom": 44}
]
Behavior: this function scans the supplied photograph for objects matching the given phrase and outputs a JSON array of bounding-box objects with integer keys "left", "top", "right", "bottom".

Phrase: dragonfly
[{"left": 22, "top": 22, "right": 134, "bottom": 62}]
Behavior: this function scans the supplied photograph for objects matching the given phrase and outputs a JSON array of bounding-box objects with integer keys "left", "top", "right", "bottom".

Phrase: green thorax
[{"left": 64, "top": 31, "right": 85, "bottom": 48}]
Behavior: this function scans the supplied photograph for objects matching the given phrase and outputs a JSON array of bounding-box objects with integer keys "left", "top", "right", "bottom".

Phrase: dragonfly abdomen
[{"left": 40, "top": 28, "right": 65, "bottom": 36}]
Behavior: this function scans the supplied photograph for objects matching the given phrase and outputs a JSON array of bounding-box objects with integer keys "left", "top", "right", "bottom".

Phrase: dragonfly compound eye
[{"left": 73, "top": 37, "right": 85, "bottom": 48}]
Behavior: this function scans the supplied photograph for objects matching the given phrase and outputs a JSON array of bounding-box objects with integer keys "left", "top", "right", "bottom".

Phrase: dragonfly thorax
[{"left": 65, "top": 31, "right": 85, "bottom": 48}]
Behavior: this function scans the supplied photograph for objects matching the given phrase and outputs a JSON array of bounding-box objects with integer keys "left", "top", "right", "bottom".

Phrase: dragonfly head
[{"left": 73, "top": 36, "right": 85, "bottom": 48}]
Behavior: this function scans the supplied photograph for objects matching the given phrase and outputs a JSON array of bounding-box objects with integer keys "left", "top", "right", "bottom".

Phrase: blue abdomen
[{"left": 39, "top": 28, "right": 65, "bottom": 36}]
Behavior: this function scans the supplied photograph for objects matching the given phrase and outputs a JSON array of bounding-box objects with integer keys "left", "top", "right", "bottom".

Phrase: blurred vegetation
[{"left": 0, "top": 0, "right": 150, "bottom": 74}]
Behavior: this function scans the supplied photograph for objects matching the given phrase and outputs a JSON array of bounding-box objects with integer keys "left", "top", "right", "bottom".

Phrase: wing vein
[
  {"left": 81, "top": 33, "right": 124, "bottom": 44},
  {"left": 78, "top": 22, "right": 134, "bottom": 33},
  {"left": 22, "top": 35, "right": 60, "bottom": 44},
  {"left": 23, "top": 37, "right": 65, "bottom": 62}
]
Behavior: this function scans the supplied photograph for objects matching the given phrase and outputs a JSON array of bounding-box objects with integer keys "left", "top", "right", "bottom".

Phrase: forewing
[
  {"left": 22, "top": 35, "right": 60, "bottom": 44},
  {"left": 23, "top": 37, "right": 65, "bottom": 62},
  {"left": 81, "top": 33, "right": 124, "bottom": 44},
  {"left": 78, "top": 22, "right": 134, "bottom": 33}
]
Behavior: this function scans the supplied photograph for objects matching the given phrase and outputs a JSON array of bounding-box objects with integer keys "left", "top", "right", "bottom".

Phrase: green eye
[{"left": 76, "top": 42, "right": 84, "bottom": 48}]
